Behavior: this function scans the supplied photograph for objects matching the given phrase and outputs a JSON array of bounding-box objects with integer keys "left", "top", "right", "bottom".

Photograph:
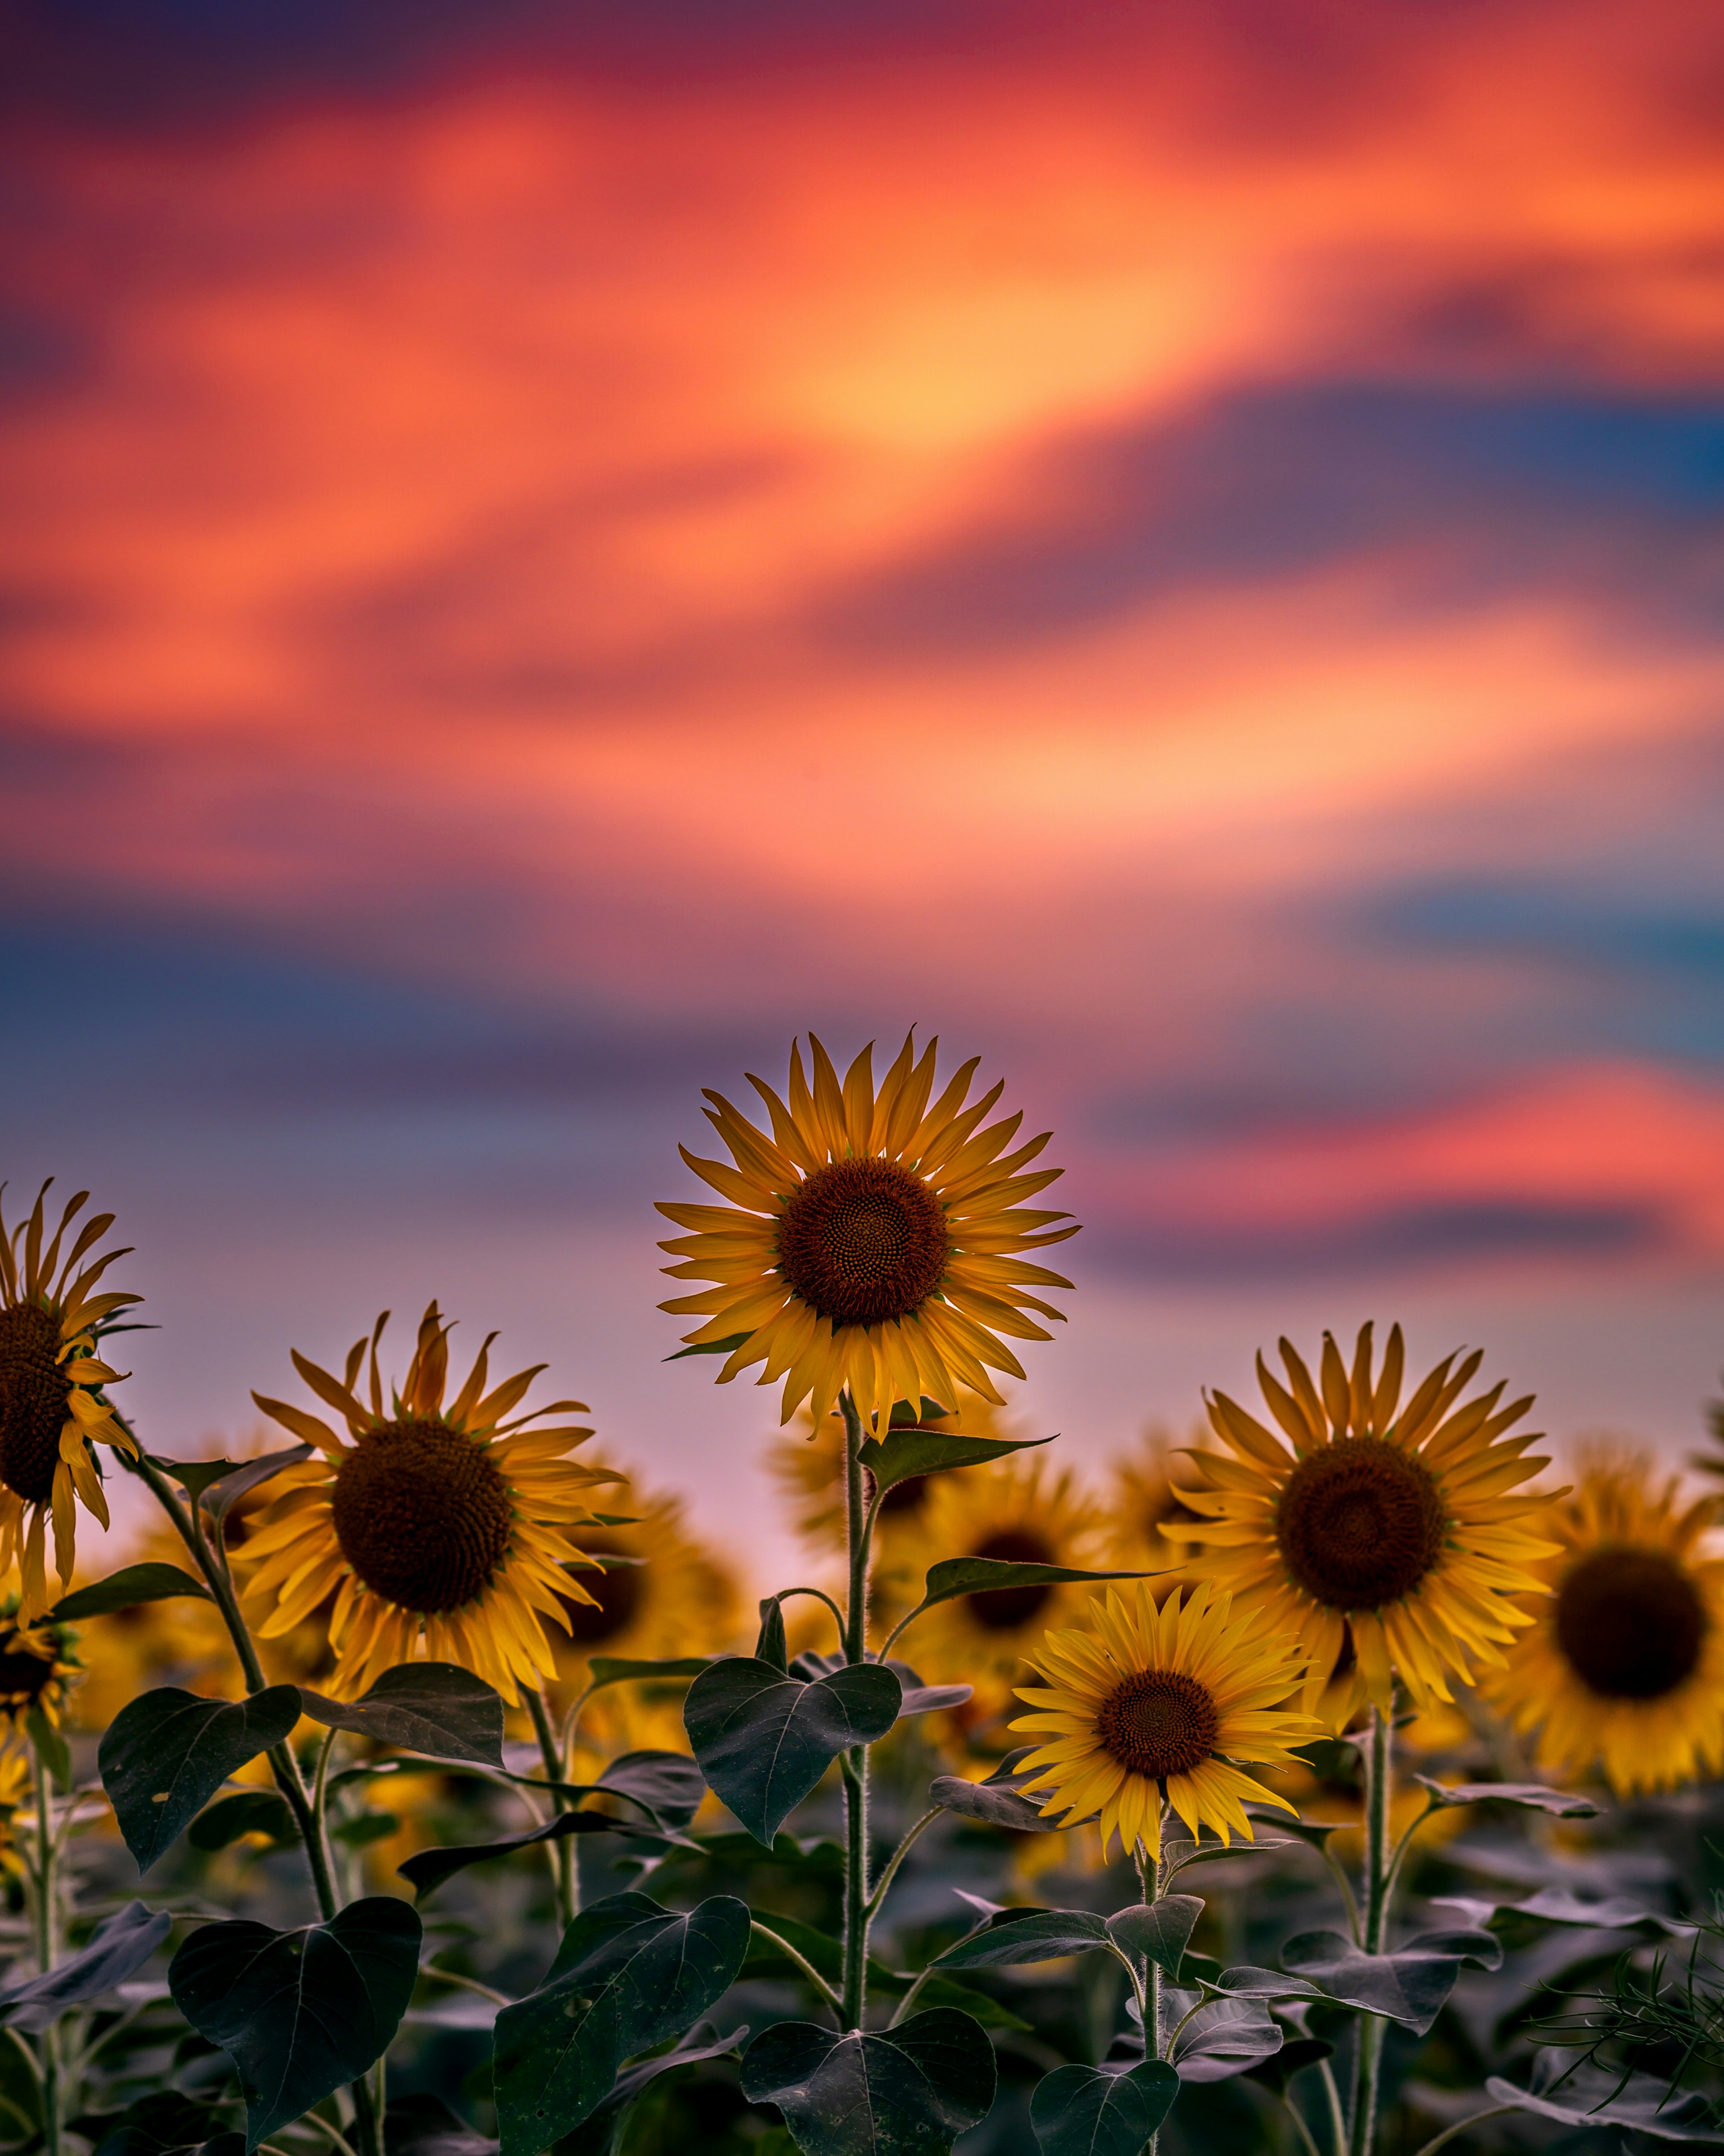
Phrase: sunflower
[
  {"left": 1174, "top": 1323, "right": 1557, "bottom": 1728},
  {"left": 1012, "top": 1581, "right": 1317, "bottom": 1852},
  {"left": 0, "top": 1183, "right": 141, "bottom": 1618},
  {"left": 0, "top": 1749, "right": 29, "bottom": 1878},
  {"left": 897, "top": 1456, "right": 1108, "bottom": 1712},
  {"left": 1485, "top": 1451, "right": 1724, "bottom": 1796},
  {"left": 541, "top": 1461, "right": 742, "bottom": 1761},
  {"left": 240, "top": 1304, "right": 620, "bottom": 1703},
  {"left": 0, "top": 1601, "right": 79, "bottom": 1731},
  {"left": 658, "top": 1034, "right": 1078, "bottom": 1431},
  {"left": 1103, "top": 1423, "right": 1214, "bottom": 1604}
]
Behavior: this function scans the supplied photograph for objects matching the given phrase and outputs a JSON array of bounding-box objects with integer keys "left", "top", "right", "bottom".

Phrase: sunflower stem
[
  {"left": 1137, "top": 1807, "right": 1165, "bottom": 2155},
  {"left": 526, "top": 1687, "right": 577, "bottom": 1927},
  {"left": 27, "top": 1734, "right": 61, "bottom": 2156},
  {"left": 1347, "top": 1707, "right": 1393, "bottom": 2156},
  {"left": 840, "top": 1390, "right": 872, "bottom": 2031}
]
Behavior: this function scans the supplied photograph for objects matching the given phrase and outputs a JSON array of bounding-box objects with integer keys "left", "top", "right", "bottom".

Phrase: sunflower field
[{"left": 6, "top": 1036, "right": 1724, "bottom": 2156}]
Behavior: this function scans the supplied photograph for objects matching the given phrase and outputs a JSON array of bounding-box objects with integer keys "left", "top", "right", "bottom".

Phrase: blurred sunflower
[
  {"left": 241, "top": 1304, "right": 619, "bottom": 1703},
  {"left": 1487, "top": 1451, "right": 1724, "bottom": 1796},
  {"left": 0, "top": 1749, "right": 29, "bottom": 1877},
  {"left": 0, "top": 1602, "right": 79, "bottom": 1732},
  {"left": 658, "top": 1033, "right": 1078, "bottom": 1431},
  {"left": 542, "top": 1464, "right": 742, "bottom": 1760},
  {"left": 898, "top": 1456, "right": 1107, "bottom": 1713},
  {"left": 1174, "top": 1323, "right": 1557, "bottom": 1727},
  {"left": 1102, "top": 1423, "right": 1212, "bottom": 1603},
  {"left": 1013, "top": 1581, "right": 1316, "bottom": 1852},
  {"left": 0, "top": 1184, "right": 141, "bottom": 1618}
]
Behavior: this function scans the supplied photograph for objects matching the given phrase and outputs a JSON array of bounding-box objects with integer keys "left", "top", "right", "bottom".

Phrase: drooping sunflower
[
  {"left": 1174, "top": 1323, "right": 1558, "bottom": 1727},
  {"left": 240, "top": 1304, "right": 620, "bottom": 1703},
  {"left": 1486, "top": 1451, "right": 1724, "bottom": 1796},
  {"left": 658, "top": 1034, "right": 1078, "bottom": 1431},
  {"left": 1012, "top": 1580, "right": 1317, "bottom": 1852},
  {"left": 0, "top": 1183, "right": 141, "bottom": 1618},
  {"left": 0, "top": 1602, "right": 80, "bottom": 1732},
  {"left": 897, "top": 1455, "right": 1108, "bottom": 1711}
]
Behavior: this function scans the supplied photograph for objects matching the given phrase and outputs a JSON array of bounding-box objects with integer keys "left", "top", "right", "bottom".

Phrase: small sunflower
[
  {"left": 0, "top": 1183, "right": 141, "bottom": 1618},
  {"left": 1487, "top": 1451, "right": 1724, "bottom": 1796},
  {"left": 0, "top": 1602, "right": 79, "bottom": 1731},
  {"left": 1012, "top": 1581, "right": 1317, "bottom": 1852},
  {"left": 658, "top": 1034, "right": 1078, "bottom": 1431},
  {"left": 1174, "top": 1323, "right": 1557, "bottom": 1727},
  {"left": 898, "top": 1455, "right": 1108, "bottom": 1710},
  {"left": 240, "top": 1304, "right": 620, "bottom": 1703}
]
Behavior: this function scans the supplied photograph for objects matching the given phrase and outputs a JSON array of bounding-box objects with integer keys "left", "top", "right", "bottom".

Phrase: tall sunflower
[
  {"left": 1174, "top": 1323, "right": 1557, "bottom": 1727},
  {"left": 1012, "top": 1581, "right": 1317, "bottom": 1852},
  {"left": 898, "top": 1456, "right": 1108, "bottom": 1712},
  {"left": 0, "top": 1183, "right": 141, "bottom": 1618},
  {"left": 658, "top": 1034, "right": 1078, "bottom": 1431},
  {"left": 1487, "top": 1451, "right": 1724, "bottom": 1796},
  {"left": 240, "top": 1304, "right": 619, "bottom": 1703}
]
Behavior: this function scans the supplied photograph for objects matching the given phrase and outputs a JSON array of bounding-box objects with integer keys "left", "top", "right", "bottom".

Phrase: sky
[{"left": 3, "top": 0, "right": 1723, "bottom": 1590}]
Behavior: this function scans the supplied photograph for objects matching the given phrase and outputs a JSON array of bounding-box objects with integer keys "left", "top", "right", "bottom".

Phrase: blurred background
[{"left": 2, "top": 0, "right": 1721, "bottom": 1590}]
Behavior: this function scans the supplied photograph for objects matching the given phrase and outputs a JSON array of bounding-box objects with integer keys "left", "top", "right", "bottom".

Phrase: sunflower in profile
[
  {"left": 1486, "top": 1451, "right": 1724, "bottom": 1795},
  {"left": 658, "top": 1034, "right": 1078, "bottom": 1432},
  {"left": 240, "top": 1304, "right": 619, "bottom": 1702},
  {"left": 1103, "top": 1423, "right": 1213, "bottom": 1604},
  {"left": 1013, "top": 1581, "right": 1316, "bottom": 1852},
  {"left": 899, "top": 1456, "right": 1108, "bottom": 1710},
  {"left": 1174, "top": 1323, "right": 1557, "bottom": 1728},
  {"left": 0, "top": 1183, "right": 141, "bottom": 1618},
  {"left": 0, "top": 1601, "right": 79, "bottom": 1732}
]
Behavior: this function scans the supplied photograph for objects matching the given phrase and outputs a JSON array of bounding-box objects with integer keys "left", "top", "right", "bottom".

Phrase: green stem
[
  {"left": 29, "top": 1739, "right": 60, "bottom": 2156},
  {"left": 1317, "top": 2059, "right": 1349, "bottom": 2156},
  {"left": 1405, "top": 2103, "right": 1517, "bottom": 2156},
  {"left": 526, "top": 1689, "right": 576, "bottom": 1929},
  {"left": 840, "top": 1391, "right": 872, "bottom": 2031},
  {"left": 1138, "top": 1808, "right": 1165, "bottom": 2156},
  {"left": 751, "top": 1921, "right": 843, "bottom": 2017},
  {"left": 1347, "top": 1709, "right": 1393, "bottom": 2156},
  {"left": 865, "top": 1808, "right": 939, "bottom": 1919}
]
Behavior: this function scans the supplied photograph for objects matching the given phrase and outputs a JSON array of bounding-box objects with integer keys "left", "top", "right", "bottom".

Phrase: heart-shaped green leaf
[
  {"left": 1107, "top": 1897, "right": 1203, "bottom": 1977},
  {"left": 52, "top": 1564, "right": 212, "bottom": 1622},
  {"left": 739, "top": 2009, "right": 996, "bottom": 2156},
  {"left": 859, "top": 1427, "right": 1054, "bottom": 1494},
  {"left": 1162, "top": 1989, "right": 1284, "bottom": 2081},
  {"left": 493, "top": 1891, "right": 750, "bottom": 2156},
  {"left": 297, "top": 1663, "right": 504, "bottom": 1767},
  {"left": 99, "top": 1687, "right": 301, "bottom": 1874},
  {"left": 170, "top": 1898, "right": 422, "bottom": 2149},
  {"left": 683, "top": 1658, "right": 901, "bottom": 1845},
  {"left": 0, "top": 1901, "right": 171, "bottom": 2033},
  {"left": 1029, "top": 2062, "right": 1179, "bottom": 2156},
  {"left": 1280, "top": 1928, "right": 1503, "bottom": 2035}
]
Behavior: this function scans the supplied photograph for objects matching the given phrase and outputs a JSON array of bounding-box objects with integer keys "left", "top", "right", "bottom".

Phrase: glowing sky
[{"left": 4, "top": 0, "right": 1722, "bottom": 1584}]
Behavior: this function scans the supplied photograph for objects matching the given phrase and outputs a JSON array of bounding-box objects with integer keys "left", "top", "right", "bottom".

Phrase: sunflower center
[
  {"left": 561, "top": 1548, "right": 645, "bottom": 1645},
  {"left": 0, "top": 1303, "right": 72, "bottom": 1506},
  {"left": 1097, "top": 1669, "right": 1220, "bottom": 1780},
  {"left": 966, "top": 1529, "right": 1055, "bottom": 1630},
  {"left": 1275, "top": 1436, "right": 1447, "bottom": 1611},
  {"left": 776, "top": 1158, "right": 950, "bottom": 1326},
  {"left": 1554, "top": 1545, "right": 1707, "bottom": 1701},
  {"left": 331, "top": 1418, "right": 513, "bottom": 1614}
]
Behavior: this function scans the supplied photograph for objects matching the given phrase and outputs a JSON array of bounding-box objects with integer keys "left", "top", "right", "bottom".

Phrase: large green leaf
[
  {"left": 586, "top": 1656, "right": 715, "bottom": 1693},
  {"left": 297, "top": 1663, "right": 504, "bottom": 1767},
  {"left": 932, "top": 1907, "right": 1113, "bottom": 1969},
  {"left": 398, "top": 1811, "right": 639, "bottom": 1900},
  {"left": 1107, "top": 1897, "right": 1204, "bottom": 1978},
  {"left": 0, "top": 1901, "right": 172, "bottom": 2033},
  {"left": 1484, "top": 2060, "right": 1724, "bottom": 2141},
  {"left": 738, "top": 2010, "right": 996, "bottom": 2156},
  {"left": 858, "top": 1426, "right": 1054, "bottom": 1494},
  {"left": 169, "top": 1898, "right": 422, "bottom": 2150},
  {"left": 493, "top": 1890, "right": 750, "bottom": 2156},
  {"left": 99, "top": 1687, "right": 301, "bottom": 1874},
  {"left": 683, "top": 1658, "right": 901, "bottom": 1845},
  {"left": 549, "top": 2024, "right": 746, "bottom": 2156},
  {"left": 52, "top": 1564, "right": 212, "bottom": 1621},
  {"left": 1279, "top": 1927, "right": 1503, "bottom": 2035},
  {"left": 914, "top": 1558, "right": 1160, "bottom": 1617},
  {"left": 1029, "top": 2063, "right": 1179, "bottom": 2156}
]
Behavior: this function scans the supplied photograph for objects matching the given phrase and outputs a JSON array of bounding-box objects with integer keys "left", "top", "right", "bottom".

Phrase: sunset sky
[{"left": 4, "top": 0, "right": 1722, "bottom": 1583}]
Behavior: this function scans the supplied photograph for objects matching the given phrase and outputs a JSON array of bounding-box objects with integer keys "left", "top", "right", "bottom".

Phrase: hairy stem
[
  {"left": 1348, "top": 1708, "right": 1393, "bottom": 2156},
  {"left": 526, "top": 1688, "right": 577, "bottom": 1928},
  {"left": 840, "top": 1391, "right": 872, "bottom": 2030}
]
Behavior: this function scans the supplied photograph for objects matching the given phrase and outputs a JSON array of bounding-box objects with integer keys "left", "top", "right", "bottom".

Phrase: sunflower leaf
[
  {"left": 755, "top": 1596, "right": 790, "bottom": 1672},
  {"left": 914, "top": 1558, "right": 1164, "bottom": 1616},
  {"left": 99, "top": 1687, "right": 302, "bottom": 1874},
  {"left": 858, "top": 1427, "right": 1056, "bottom": 1494},
  {"left": 379, "top": 2093, "right": 497, "bottom": 2156},
  {"left": 932, "top": 1907, "right": 1113, "bottom": 1968},
  {"left": 1029, "top": 2061, "right": 1179, "bottom": 2156},
  {"left": 683, "top": 1658, "right": 901, "bottom": 1846},
  {"left": 928, "top": 1746, "right": 1093, "bottom": 1832},
  {"left": 52, "top": 1564, "right": 214, "bottom": 1622},
  {"left": 493, "top": 1891, "right": 751, "bottom": 2155},
  {"left": 664, "top": 1333, "right": 753, "bottom": 1362},
  {"left": 188, "top": 1791, "right": 297, "bottom": 1851},
  {"left": 296, "top": 1663, "right": 505, "bottom": 1767},
  {"left": 0, "top": 1900, "right": 172, "bottom": 2033},
  {"left": 548, "top": 2025, "right": 749, "bottom": 2156},
  {"left": 169, "top": 1898, "right": 421, "bottom": 2151},
  {"left": 738, "top": 2009, "right": 996, "bottom": 2156},
  {"left": 143, "top": 1454, "right": 260, "bottom": 1502},
  {"left": 397, "top": 1810, "right": 646, "bottom": 1900},
  {"left": 788, "top": 1652, "right": 971, "bottom": 1715},
  {"left": 1410, "top": 1775, "right": 1599, "bottom": 1818},
  {"left": 585, "top": 1655, "right": 716, "bottom": 1693},
  {"left": 1279, "top": 1928, "right": 1504, "bottom": 2035},
  {"left": 200, "top": 1446, "right": 316, "bottom": 1525},
  {"left": 1483, "top": 2059, "right": 1724, "bottom": 2141},
  {"left": 1108, "top": 1896, "right": 1205, "bottom": 1978},
  {"left": 1164, "top": 1990, "right": 1285, "bottom": 2081}
]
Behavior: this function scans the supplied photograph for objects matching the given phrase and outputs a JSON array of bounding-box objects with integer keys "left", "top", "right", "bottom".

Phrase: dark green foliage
[
  {"left": 187, "top": 1792, "right": 296, "bottom": 1851},
  {"left": 1028, "top": 2062, "right": 1179, "bottom": 2156},
  {"left": 1280, "top": 1927, "right": 1503, "bottom": 2035},
  {"left": 297, "top": 1662, "right": 506, "bottom": 1767},
  {"left": 683, "top": 1657, "right": 901, "bottom": 1844},
  {"left": 738, "top": 2009, "right": 996, "bottom": 2156},
  {"left": 858, "top": 1425, "right": 1055, "bottom": 1493},
  {"left": 0, "top": 1902, "right": 172, "bottom": 2032},
  {"left": 99, "top": 1686, "right": 301, "bottom": 1873},
  {"left": 53, "top": 1564, "right": 212, "bottom": 1620}
]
